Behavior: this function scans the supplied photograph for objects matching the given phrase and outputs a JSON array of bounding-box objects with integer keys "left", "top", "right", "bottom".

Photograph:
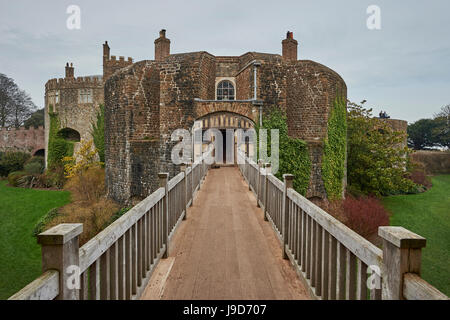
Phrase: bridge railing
[
  {"left": 9, "top": 153, "right": 210, "bottom": 300},
  {"left": 238, "top": 150, "right": 448, "bottom": 300}
]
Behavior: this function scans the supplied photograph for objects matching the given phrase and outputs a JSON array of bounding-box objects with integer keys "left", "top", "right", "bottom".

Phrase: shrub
[
  {"left": 0, "top": 151, "right": 31, "bottom": 177},
  {"left": 40, "top": 165, "right": 66, "bottom": 189},
  {"left": 407, "top": 160, "right": 432, "bottom": 189},
  {"left": 33, "top": 208, "right": 60, "bottom": 237},
  {"left": 342, "top": 195, "right": 390, "bottom": 239},
  {"left": 24, "top": 161, "right": 43, "bottom": 175},
  {"left": 7, "top": 171, "right": 27, "bottom": 187},
  {"left": 347, "top": 101, "right": 417, "bottom": 196},
  {"left": 45, "top": 198, "right": 120, "bottom": 245},
  {"left": 64, "top": 166, "right": 105, "bottom": 202}
]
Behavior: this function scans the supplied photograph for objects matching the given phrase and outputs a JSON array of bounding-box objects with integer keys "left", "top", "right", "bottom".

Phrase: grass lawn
[
  {"left": 383, "top": 175, "right": 450, "bottom": 296},
  {"left": 0, "top": 181, "right": 70, "bottom": 300}
]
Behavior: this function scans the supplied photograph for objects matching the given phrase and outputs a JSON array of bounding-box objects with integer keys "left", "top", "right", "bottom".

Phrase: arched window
[{"left": 216, "top": 80, "right": 235, "bottom": 101}]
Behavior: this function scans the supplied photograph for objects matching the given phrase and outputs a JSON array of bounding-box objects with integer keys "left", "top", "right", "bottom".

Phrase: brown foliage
[
  {"left": 46, "top": 198, "right": 119, "bottom": 246},
  {"left": 64, "top": 166, "right": 105, "bottom": 202}
]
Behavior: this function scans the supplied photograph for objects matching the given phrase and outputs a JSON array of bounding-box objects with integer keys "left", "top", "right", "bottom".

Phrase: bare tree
[{"left": 0, "top": 73, "right": 36, "bottom": 127}]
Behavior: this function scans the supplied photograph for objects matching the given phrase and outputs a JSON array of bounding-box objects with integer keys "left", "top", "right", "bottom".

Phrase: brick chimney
[
  {"left": 154, "top": 29, "right": 170, "bottom": 61},
  {"left": 282, "top": 31, "right": 298, "bottom": 61},
  {"left": 65, "top": 63, "right": 74, "bottom": 78}
]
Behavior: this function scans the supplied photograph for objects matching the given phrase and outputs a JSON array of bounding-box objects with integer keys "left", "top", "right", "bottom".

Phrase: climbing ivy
[
  {"left": 256, "top": 109, "right": 311, "bottom": 196},
  {"left": 322, "top": 97, "right": 347, "bottom": 200},
  {"left": 91, "top": 104, "right": 105, "bottom": 163},
  {"left": 47, "top": 111, "right": 74, "bottom": 168}
]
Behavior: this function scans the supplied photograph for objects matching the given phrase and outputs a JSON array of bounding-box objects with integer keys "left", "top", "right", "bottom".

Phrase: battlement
[
  {"left": 107, "top": 55, "right": 134, "bottom": 63},
  {"left": 0, "top": 126, "right": 44, "bottom": 132},
  {"left": 45, "top": 75, "right": 103, "bottom": 90}
]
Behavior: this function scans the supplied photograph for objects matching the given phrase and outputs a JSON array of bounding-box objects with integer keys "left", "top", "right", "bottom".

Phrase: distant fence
[
  {"left": 238, "top": 150, "right": 448, "bottom": 300},
  {"left": 9, "top": 154, "right": 210, "bottom": 300}
]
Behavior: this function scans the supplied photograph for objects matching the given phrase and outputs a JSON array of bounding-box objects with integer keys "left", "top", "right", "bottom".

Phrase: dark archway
[
  {"left": 33, "top": 149, "right": 45, "bottom": 157},
  {"left": 57, "top": 128, "right": 81, "bottom": 142},
  {"left": 195, "top": 111, "right": 255, "bottom": 165}
]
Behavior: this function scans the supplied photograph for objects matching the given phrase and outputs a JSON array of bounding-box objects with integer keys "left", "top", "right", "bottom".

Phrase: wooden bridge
[{"left": 9, "top": 151, "right": 449, "bottom": 300}]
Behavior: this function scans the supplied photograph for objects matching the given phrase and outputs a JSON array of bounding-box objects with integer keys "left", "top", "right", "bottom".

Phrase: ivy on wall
[
  {"left": 91, "top": 104, "right": 105, "bottom": 163},
  {"left": 47, "top": 110, "right": 74, "bottom": 168},
  {"left": 322, "top": 97, "right": 347, "bottom": 200},
  {"left": 256, "top": 109, "right": 311, "bottom": 196}
]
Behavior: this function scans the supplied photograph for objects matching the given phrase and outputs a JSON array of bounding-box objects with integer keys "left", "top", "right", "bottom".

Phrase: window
[
  {"left": 48, "top": 90, "right": 59, "bottom": 106},
  {"left": 78, "top": 88, "right": 93, "bottom": 103},
  {"left": 216, "top": 80, "right": 235, "bottom": 101}
]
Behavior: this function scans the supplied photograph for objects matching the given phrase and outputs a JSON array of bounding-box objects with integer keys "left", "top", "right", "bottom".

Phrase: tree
[
  {"left": 24, "top": 108, "right": 44, "bottom": 128},
  {"left": 0, "top": 73, "right": 37, "bottom": 127},
  {"left": 407, "top": 119, "right": 437, "bottom": 150},
  {"left": 432, "top": 104, "right": 450, "bottom": 149},
  {"left": 347, "top": 101, "right": 416, "bottom": 196}
]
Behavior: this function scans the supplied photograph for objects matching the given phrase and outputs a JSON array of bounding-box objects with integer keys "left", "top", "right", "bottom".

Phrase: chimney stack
[
  {"left": 154, "top": 29, "right": 170, "bottom": 61},
  {"left": 65, "top": 63, "right": 74, "bottom": 78},
  {"left": 103, "top": 41, "right": 110, "bottom": 61},
  {"left": 282, "top": 31, "right": 298, "bottom": 61}
]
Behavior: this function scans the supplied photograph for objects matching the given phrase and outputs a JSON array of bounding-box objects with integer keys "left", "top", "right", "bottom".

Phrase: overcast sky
[{"left": 0, "top": 0, "right": 449, "bottom": 123}]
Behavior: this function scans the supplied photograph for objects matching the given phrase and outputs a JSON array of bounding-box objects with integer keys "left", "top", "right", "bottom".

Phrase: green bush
[
  {"left": 47, "top": 112, "right": 74, "bottom": 168},
  {"left": 7, "top": 171, "right": 27, "bottom": 187},
  {"left": 33, "top": 207, "right": 60, "bottom": 237},
  {"left": 24, "top": 162, "right": 43, "bottom": 175},
  {"left": 347, "top": 101, "right": 417, "bottom": 196},
  {"left": 0, "top": 152, "right": 31, "bottom": 177},
  {"left": 256, "top": 109, "right": 311, "bottom": 195}
]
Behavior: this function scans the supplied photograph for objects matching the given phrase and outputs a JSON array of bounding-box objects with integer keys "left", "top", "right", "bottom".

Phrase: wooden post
[
  {"left": 282, "top": 174, "right": 294, "bottom": 259},
  {"left": 180, "top": 164, "right": 187, "bottom": 220},
  {"left": 159, "top": 173, "right": 169, "bottom": 259},
  {"left": 189, "top": 160, "right": 194, "bottom": 206},
  {"left": 263, "top": 163, "right": 271, "bottom": 221},
  {"left": 257, "top": 160, "right": 262, "bottom": 207},
  {"left": 378, "top": 226, "right": 426, "bottom": 300},
  {"left": 37, "top": 223, "right": 83, "bottom": 300}
]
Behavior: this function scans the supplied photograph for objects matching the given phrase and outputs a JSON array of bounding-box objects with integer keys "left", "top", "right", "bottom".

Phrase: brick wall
[{"left": 0, "top": 126, "right": 45, "bottom": 154}]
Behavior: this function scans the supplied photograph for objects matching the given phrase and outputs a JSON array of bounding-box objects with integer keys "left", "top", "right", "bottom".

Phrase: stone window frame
[
  {"left": 78, "top": 88, "right": 93, "bottom": 104},
  {"left": 215, "top": 77, "right": 236, "bottom": 101},
  {"left": 48, "top": 90, "right": 60, "bottom": 108}
]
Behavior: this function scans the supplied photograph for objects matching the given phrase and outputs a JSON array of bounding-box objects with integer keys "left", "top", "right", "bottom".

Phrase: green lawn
[
  {"left": 383, "top": 175, "right": 450, "bottom": 297},
  {"left": 0, "top": 180, "right": 70, "bottom": 300}
]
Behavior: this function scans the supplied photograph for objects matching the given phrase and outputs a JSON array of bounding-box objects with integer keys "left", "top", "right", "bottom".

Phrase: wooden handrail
[
  {"left": 10, "top": 151, "right": 211, "bottom": 300},
  {"left": 8, "top": 270, "right": 59, "bottom": 300},
  {"left": 238, "top": 150, "right": 448, "bottom": 300},
  {"left": 403, "top": 273, "right": 449, "bottom": 300}
]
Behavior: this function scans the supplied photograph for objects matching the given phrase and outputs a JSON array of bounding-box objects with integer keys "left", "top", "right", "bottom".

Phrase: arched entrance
[
  {"left": 194, "top": 111, "right": 255, "bottom": 165},
  {"left": 57, "top": 127, "right": 81, "bottom": 142},
  {"left": 33, "top": 148, "right": 45, "bottom": 157}
]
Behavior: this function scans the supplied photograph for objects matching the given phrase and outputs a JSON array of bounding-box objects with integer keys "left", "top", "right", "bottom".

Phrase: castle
[{"left": 45, "top": 30, "right": 348, "bottom": 204}]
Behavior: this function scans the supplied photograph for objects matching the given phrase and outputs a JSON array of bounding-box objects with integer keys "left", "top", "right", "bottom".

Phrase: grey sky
[{"left": 0, "top": 0, "right": 449, "bottom": 123}]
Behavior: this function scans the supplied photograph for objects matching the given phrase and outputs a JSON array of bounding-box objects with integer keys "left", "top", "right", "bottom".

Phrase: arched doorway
[
  {"left": 194, "top": 111, "right": 255, "bottom": 165},
  {"left": 33, "top": 149, "right": 45, "bottom": 157},
  {"left": 57, "top": 128, "right": 81, "bottom": 142}
]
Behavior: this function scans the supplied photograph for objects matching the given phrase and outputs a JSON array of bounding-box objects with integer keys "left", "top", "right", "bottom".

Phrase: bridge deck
[{"left": 141, "top": 167, "right": 309, "bottom": 300}]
